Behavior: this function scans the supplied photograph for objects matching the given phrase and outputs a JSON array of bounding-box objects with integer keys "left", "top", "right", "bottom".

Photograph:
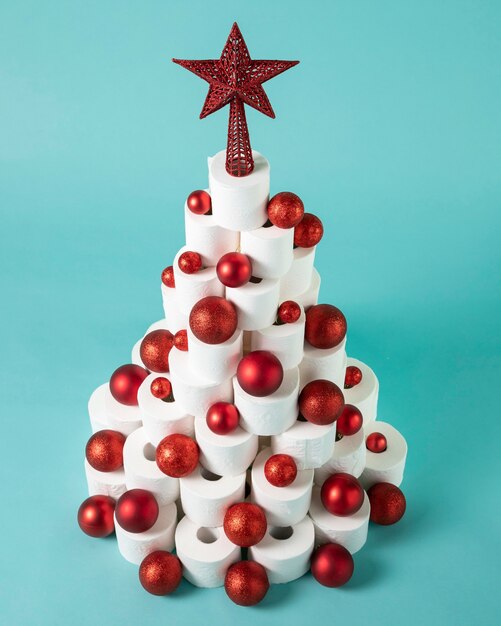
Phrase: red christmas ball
[
  {"left": 140, "top": 329, "right": 174, "bottom": 373},
  {"left": 156, "top": 433, "right": 199, "bottom": 478},
  {"left": 216, "top": 252, "right": 252, "bottom": 288},
  {"left": 78, "top": 495, "right": 115, "bottom": 538},
  {"left": 336, "top": 404, "right": 363, "bottom": 436},
  {"left": 305, "top": 304, "right": 347, "bottom": 349},
  {"left": 150, "top": 376, "right": 172, "bottom": 401},
  {"left": 298, "top": 379, "right": 345, "bottom": 425},
  {"left": 237, "top": 351, "right": 284, "bottom": 397},
  {"left": 223, "top": 502, "right": 267, "bottom": 547},
  {"left": 224, "top": 560, "right": 269, "bottom": 606},
  {"left": 321, "top": 473, "right": 365, "bottom": 517},
  {"left": 109, "top": 364, "right": 149, "bottom": 406},
  {"left": 139, "top": 550, "right": 183, "bottom": 595},
  {"left": 173, "top": 329, "right": 188, "bottom": 351},
  {"left": 115, "top": 489, "right": 159, "bottom": 533},
  {"left": 311, "top": 543, "right": 354, "bottom": 587},
  {"left": 277, "top": 300, "right": 301, "bottom": 324},
  {"left": 368, "top": 482, "right": 406, "bottom": 525},
  {"left": 161, "top": 265, "right": 175, "bottom": 288},
  {"left": 264, "top": 454, "right": 297, "bottom": 487},
  {"left": 85, "top": 430, "right": 126, "bottom": 472},
  {"left": 206, "top": 402, "right": 240, "bottom": 435},
  {"left": 178, "top": 251, "right": 202, "bottom": 274},
  {"left": 189, "top": 296, "right": 238, "bottom": 345},
  {"left": 366, "top": 432, "right": 388, "bottom": 453},
  {"left": 267, "top": 192, "right": 304, "bottom": 229},
  {"left": 187, "top": 189, "right": 212, "bottom": 215},
  {"left": 294, "top": 213, "right": 323, "bottom": 247},
  {"left": 344, "top": 365, "right": 363, "bottom": 389}
]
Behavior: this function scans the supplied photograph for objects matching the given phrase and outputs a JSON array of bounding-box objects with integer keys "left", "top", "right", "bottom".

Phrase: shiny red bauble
[
  {"left": 224, "top": 560, "right": 270, "bottom": 606},
  {"left": 187, "top": 189, "right": 212, "bottom": 215},
  {"left": 115, "top": 489, "right": 159, "bottom": 533},
  {"left": 206, "top": 402, "right": 240, "bottom": 435},
  {"left": 161, "top": 265, "right": 175, "bottom": 288},
  {"left": 321, "top": 473, "right": 365, "bottom": 517},
  {"left": 264, "top": 454, "right": 297, "bottom": 487},
  {"left": 367, "top": 482, "right": 406, "bottom": 525},
  {"left": 109, "top": 364, "right": 149, "bottom": 406},
  {"left": 78, "top": 495, "right": 115, "bottom": 538},
  {"left": 336, "top": 404, "right": 363, "bottom": 436},
  {"left": 216, "top": 252, "right": 252, "bottom": 288},
  {"left": 366, "top": 432, "right": 388, "bottom": 453},
  {"left": 140, "top": 329, "right": 174, "bottom": 373},
  {"left": 277, "top": 300, "right": 301, "bottom": 324},
  {"left": 298, "top": 379, "right": 345, "bottom": 425},
  {"left": 189, "top": 296, "right": 238, "bottom": 345},
  {"left": 85, "top": 429, "right": 126, "bottom": 472},
  {"left": 178, "top": 251, "right": 202, "bottom": 274},
  {"left": 223, "top": 502, "right": 267, "bottom": 547},
  {"left": 310, "top": 543, "right": 354, "bottom": 587},
  {"left": 267, "top": 192, "right": 304, "bottom": 229},
  {"left": 173, "top": 329, "right": 188, "bottom": 351},
  {"left": 139, "top": 551, "right": 183, "bottom": 595},
  {"left": 150, "top": 376, "right": 172, "bottom": 401},
  {"left": 237, "top": 351, "right": 283, "bottom": 397},
  {"left": 305, "top": 304, "right": 347, "bottom": 349},
  {"left": 156, "top": 433, "right": 199, "bottom": 478},
  {"left": 344, "top": 365, "right": 363, "bottom": 389},
  {"left": 294, "top": 213, "right": 323, "bottom": 247}
]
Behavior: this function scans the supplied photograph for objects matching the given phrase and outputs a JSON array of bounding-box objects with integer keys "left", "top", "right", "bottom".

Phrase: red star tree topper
[{"left": 173, "top": 23, "right": 298, "bottom": 177}]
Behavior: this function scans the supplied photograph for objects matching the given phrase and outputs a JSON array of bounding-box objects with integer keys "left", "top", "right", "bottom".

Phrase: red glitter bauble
[
  {"left": 78, "top": 495, "right": 115, "bottom": 538},
  {"left": 294, "top": 213, "right": 323, "bottom": 247},
  {"left": 140, "top": 329, "right": 174, "bottom": 373},
  {"left": 267, "top": 192, "right": 304, "bottom": 229},
  {"left": 321, "top": 473, "right": 365, "bottom": 517},
  {"left": 156, "top": 433, "right": 199, "bottom": 478},
  {"left": 139, "top": 551, "right": 183, "bottom": 595},
  {"left": 368, "top": 483, "right": 406, "bottom": 525},
  {"left": 298, "top": 379, "right": 344, "bottom": 425},
  {"left": 366, "top": 432, "right": 388, "bottom": 453},
  {"left": 305, "top": 304, "right": 347, "bottom": 349},
  {"left": 189, "top": 296, "right": 238, "bottom": 345},
  {"left": 336, "top": 404, "right": 363, "bottom": 436},
  {"left": 109, "top": 364, "right": 149, "bottom": 406},
  {"left": 264, "top": 454, "right": 297, "bottom": 487},
  {"left": 236, "top": 351, "right": 284, "bottom": 397},
  {"left": 173, "top": 329, "right": 188, "bottom": 351},
  {"left": 85, "top": 430, "right": 126, "bottom": 472},
  {"left": 161, "top": 265, "right": 175, "bottom": 288},
  {"left": 187, "top": 189, "right": 212, "bottom": 215},
  {"left": 216, "top": 252, "right": 252, "bottom": 288},
  {"left": 224, "top": 560, "right": 269, "bottom": 606},
  {"left": 311, "top": 543, "right": 354, "bottom": 587},
  {"left": 178, "top": 251, "right": 202, "bottom": 274},
  {"left": 150, "top": 376, "right": 172, "bottom": 401},
  {"left": 115, "top": 489, "right": 159, "bottom": 533},
  {"left": 223, "top": 502, "right": 267, "bottom": 547},
  {"left": 206, "top": 402, "right": 240, "bottom": 435},
  {"left": 344, "top": 365, "right": 363, "bottom": 389},
  {"left": 277, "top": 300, "right": 301, "bottom": 324}
]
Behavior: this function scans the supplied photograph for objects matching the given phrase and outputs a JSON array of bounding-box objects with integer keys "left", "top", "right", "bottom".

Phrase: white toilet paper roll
[
  {"left": 103, "top": 384, "right": 142, "bottom": 436},
  {"left": 187, "top": 327, "right": 243, "bottom": 384},
  {"left": 208, "top": 150, "right": 270, "bottom": 232},
  {"left": 88, "top": 384, "right": 110, "bottom": 432},
  {"left": 179, "top": 464, "right": 246, "bottom": 527},
  {"left": 84, "top": 458, "right": 127, "bottom": 499},
  {"left": 250, "top": 448, "right": 313, "bottom": 526},
  {"left": 271, "top": 419, "right": 337, "bottom": 470},
  {"left": 175, "top": 516, "right": 241, "bottom": 588},
  {"left": 233, "top": 367, "right": 299, "bottom": 436},
  {"left": 309, "top": 486, "right": 370, "bottom": 554},
  {"left": 250, "top": 308, "right": 305, "bottom": 370},
  {"left": 314, "top": 429, "right": 366, "bottom": 486},
  {"left": 295, "top": 268, "right": 321, "bottom": 310},
  {"left": 279, "top": 247, "right": 316, "bottom": 300},
  {"left": 131, "top": 339, "right": 143, "bottom": 367},
  {"left": 160, "top": 287, "right": 189, "bottom": 333},
  {"left": 249, "top": 516, "right": 315, "bottom": 584},
  {"left": 225, "top": 277, "right": 280, "bottom": 331},
  {"left": 299, "top": 337, "right": 347, "bottom": 389},
  {"left": 240, "top": 224, "right": 294, "bottom": 279},
  {"left": 343, "top": 358, "right": 379, "bottom": 423},
  {"left": 360, "top": 421, "right": 407, "bottom": 489}
]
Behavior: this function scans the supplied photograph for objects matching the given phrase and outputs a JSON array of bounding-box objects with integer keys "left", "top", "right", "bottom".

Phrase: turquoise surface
[{"left": 1, "top": 1, "right": 499, "bottom": 624}]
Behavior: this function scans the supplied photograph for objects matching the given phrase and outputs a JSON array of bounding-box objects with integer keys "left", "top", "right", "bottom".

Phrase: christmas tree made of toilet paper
[{"left": 79, "top": 23, "right": 408, "bottom": 604}]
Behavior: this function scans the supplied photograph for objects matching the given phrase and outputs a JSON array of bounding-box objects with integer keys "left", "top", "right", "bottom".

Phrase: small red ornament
[
  {"left": 178, "top": 251, "right": 203, "bottom": 274},
  {"left": 224, "top": 560, "right": 270, "bottom": 606},
  {"left": 294, "top": 213, "right": 323, "bottom": 248},
  {"left": 321, "top": 473, "right": 365, "bottom": 517},
  {"left": 310, "top": 543, "right": 354, "bottom": 587},
  {"left": 277, "top": 300, "right": 301, "bottom": 324},
  {"left": 150, "top": 376, "right": 172, "bottom": 401},
  {"left": 173, "top": 329, "right": 188, "bottom": 351},
  {"left": 366, "top": 432, "right": 388, "bottom": 453},
  {"left": 161, "top": 265, "right": 175, "bottom": 288},
  {"left": 206, "top": 402, "right": 240, "bottom": 435},
  {"left": 368, "top": 482, "right": 406, "bottom": 525},
  {"left": 267, "top": 192, "right": 304, "bottom": 229},
  {"left": 298, "top": 379, "right": 345, "bottom": 425},
  {"left": 156, "top": 433, "right": 199, "bottom": 478},
  {"left": 140, "top": 329, "right": 174, "bottom": 373},
  {"left": 77, "top": 495, "right": 115, "bottom": 538},
  {"left": 236, "top": 350, "right": 284, "bottom": 397},
  {"left": 187, "top": 189, "right": 212, "bottom": 215},
  {"left": 115, "top": 489, "right": 159, "bottom": 533},
  {"left": 139, "top": 551, "right": 183, "bottom": 595},
  {"left": 189, "top": 296, "right": 238, "bottom": 345},
  {"left": 305, "top": 304, "right": 347, "bottom": 349},
  {"left": 223, "top": 502, "right": 267, "bottom": 547},
  {"left": 336, "top": 404, "right": 363, "bottom": 436},
  {"left": 85, "top": 430, "right": 126, "bottom": 472},
  {"left": 109, "top": 364, "right": 149, "bottom": 406},
  {"left": 344, "top": 365, "right": 363, "bottom": 389},
  {"left": 264, "top": 454, "right": 297, "bottom": 487},
  {"left": 216, "top": 252, "right": 252, "bottom": 288}
]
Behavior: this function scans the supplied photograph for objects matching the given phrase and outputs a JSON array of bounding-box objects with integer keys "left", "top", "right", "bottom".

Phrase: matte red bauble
[
  {"left": 223, "top": 502, "right": 267, "bottom": 547},
  {"left": 109, "top": 364, "right": 149, "bottom": 406},
  {"left": 366, "top": 432, "right": 388, "bottom": 453},
  {"left": 368, "top": 482, "right": 406, "bottom": 525},
  {"left": 321, "top": 473, "right": 365, "bottom": 517},
  {"left": 298, "top": 379, "right": 345, "bottom": 425},
  {"left": 264, "top": 454, "right": 297, "bottom": 487},
  {"left": 277, "top": 300, "right": 301, "bottom": 324},
  {"left": 216, "top": 252, "right": 252, "bottom": 287},
  {"left": 178, "top": 250, "right": 202, "bottom": 274},
  {"left": 161, "top": 265, "right": 175, "bottom": 288},
  {"left": 187, "top": 189, "right": 212, "bottom": 215},
  {"left": 150, "top": 376, "right": 172, "bottom": 401},
  {"left": 140, "top": 329, "right": 174, "bottom": 373},
  {"left": 336, "top": 404, "right": 363, "bottom": 436},
  {"left": 189, "top": 296, "right": 238, "bottom": 345},
  {"left": 115, "top": 489, "right": 159, "bottom": 533},
  {"left": 77, "top": 495, "right": 115, "bottom": 538},
  {"left": 294, "top": 212, "right": 323, "bottom": 247},
  {"left": 224, "top": 560, "right": 270, "bottom": 606},
  {"left": 344, "top": 365, "right": 363, "bottom": 389},
  {"left": 156, "top": 433, "right": 199, "bottom": 478},
  {"left": 267, "top": 192, "right": 304, "bottom": 229},
  {"left": 206, "top": 402, "right": 240, "bottom": 435},
  {"left": 85, "top": 430, "right": 126, "bottom": 472},
  {"left": 139, "top": 551, "right": 183, "bottom": 595},
  {"left": 311, "top": 543, "right": 354, "bottom": 587},
  {"left": 236, "top": 351, "right": 283, "bottom": 397},
  {"left": 305, "top": 304, "right": 347, "bottom": 349},
  {"left": 173, "top": 329, "right": 188, "bottom": 351}
]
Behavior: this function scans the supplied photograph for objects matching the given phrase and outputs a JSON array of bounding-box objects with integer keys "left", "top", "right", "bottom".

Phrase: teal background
[{"left": 1, "top": 1, "right": 499, "bottom": 624}]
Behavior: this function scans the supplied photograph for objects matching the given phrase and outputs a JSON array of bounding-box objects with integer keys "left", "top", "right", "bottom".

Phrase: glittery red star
[{"left": 173, "top": 23, "right": 298, "bottom": 177}]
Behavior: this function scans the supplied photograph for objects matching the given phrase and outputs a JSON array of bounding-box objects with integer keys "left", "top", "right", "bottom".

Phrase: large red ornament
[
  {"left": 216, "top": 252, "right": 252, "bottom": 288},
  {"left": 173, "top": 23, "right": 298, "bottom": 177},
  {"left": 109, "top": 364, "right": 149, "bottom": 406},
  {"left": 321, "top": 473, "right": 365, "bottom": 517},
  {"left": 366, "top": 432, "right": 388, "bottom": 453},
  {"left": 206, "top": 402, "right": 240, "bottom": 435},
  {"left": 294, "top": 213, "right": 324, "bottom": 247},
  {"left": 150, "top": 376, "right": 172, "bottom": 401},
  {"left": 264, "top": 454, "right": 297, "bottom": 487},
  {"left": 267, "top": 192, "right": 304, "bottom": 229},
  {"left": 77, "top": 495, "right": 115, "bottom": 538},
  {"left": 156, "top": 433, "right": 199, "bottom": 478},
  {"left": 224, "top": 560, "right": 270, "bottom": 606},
  {"left": 161, "top": 265, "right": 175, "bottom": 288},
  {"left": 115, "top": 489, "right": 159, "bottom": 533},
  {"left": 305, "top": 304, "right": 347, "bottom": 349},
  {"left": 140, "top": 329, "right": 174, "bottom": 373},
  {"left": 298, "top": 379, "right": 344, "bottom": 425},
  {"left": 277, "top": 300, "right": 301, "bottom": 324},
  {"left": 187, "top": 189, "right": 212, "bottom": 215},
  {"left": 237, "top": 351, "right": 284, "bottom": 397},
  {"left": 178, "top": 251, "right": 202, "bottom": 274},
  {"left": 139, "top": 551, "right": 183, "bottom": 595},
  {"left": 189, "top": 296, "right": 238, "bottom": 345},
  {"left": 336, "top": 404, "right": 363, "bottom": 437},
  {"left": 367, "top": 483, "right": 406, "bottom": 525},
  {"left": 223, "top": 502, "right": 267, "bottom": 547},
  {"left": 85, "top": 430, "right": 126, "bottom": 472},
  {"left": 344, "top": 365, "right": 363, "bottom": 389},
  {"left": 173, "top": 329, "right": 188, "bottom": 351},
  {"left": 310, "top": 543, "right": 354, "bottom": 587}
]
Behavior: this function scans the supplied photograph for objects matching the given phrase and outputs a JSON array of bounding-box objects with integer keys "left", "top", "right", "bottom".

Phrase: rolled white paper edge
[
  {"left": 187, "top": 327, "right": 243, "bottom": 384},
  {"left": 88, "top": 383, "right": 111, "bottom": 433},
  {"left": 360, "top": 421, "right": 407, "bottom": 489},
  {"left": 225, "top": 277, "right": 280, "bottom": 331},
  {"left": 343, "top": 357, "right": 379, "bottom": 423},
  {"left": 103, "top": 384, "right": 142, "bottom": 436},
  {"left": 271, "top": 419, "right": 337, "bottom": 470},
  {"left": 295, "top": 268, "right": 321, "bottom": 310},
  {"left": 250, "top": 308, "right": 306, "bottom": 371},
  {"left": 279, "top": 246, "right": 316, "bottom": 300},
  {"left": 84, "top": 458, "right": 127, "bottom": 500},
  {"left": 314, "top": 428, "right": 367, "bottom": 486},
  {"left": 240, "top": 224, "right": 294, "bottom": 279},
  {"left": 299, "top": 337, "right": 347, "bottom": 389}
]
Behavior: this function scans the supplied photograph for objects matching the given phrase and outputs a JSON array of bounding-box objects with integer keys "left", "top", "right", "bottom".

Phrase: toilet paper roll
[
  {"left": 195, "top": 417, "right": 258, "bottom": 477},
  {"left": 250, "top": 448, "right": 313, "bottom": 526},
  {"left": 187, "top": 327, "right": 243, "bottom": 384},
  {"left": 208, "top": 150, "right": 270, "bottom": 232},
  {"left": 299, "top": 337, "right": 347, "bottom": 389},
  {"left": 137, "top": 373, "right": 194, "bottom": 446},
  {"left": 225, "top": 277, "right": 280, "bottom": 331},
  {"left": 115, "top": 502, "right": 177, "bottom": 565},
  {"left": 84, "top": 458, "right": 127, "bottom": 499},
  {"left": 179, "top": 464, "right": 246, "bottom": 527},
  {"left": 249, "top": 516, "right": 315, "bottom": 584},
  {"left": 88, "top": 384, "right": 110, "bottom": 432},
  {"left": 279, "top": 247, "right": 316, "bottom": 300},
  {"left": 103, "top": 383, "right": 142, "bottom": 436},
  {"left": 343, "top": 358, "right": 379, "bottom": 423},
  {"left": 360, "top": 421, "right": 407, "bottom": 489},
  {"left": 309, "top": 486, "right": 370, "bottom": 554},
  {"left": 175, "top": 516, "right": 241, "bottom": 588},
  {"left": 234, "top": 367, "right": 299, "bottom": 436},
  {"left": 295, "top": 268, "right": 321, "bottom": 310},
  {"left": 131, "top": 339, "right": 143, "bottom": 367},
  {"left": 240, "top": 224, "right": 294, "bottom": 279},
  {"left": 160, "top": 287, "right": 189, "bottom": 333},
  {"left": 314, "top": 429, "right": 366, "bottom": 486},
  {"left": 123, "top": 427, "right": 180, "bottom": 506},
  {"left": 271, "top": 419, "right": 337, "bottom": 470},
  {"left": 250, "top": 307, "right": 305, "bottom": 370}
]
